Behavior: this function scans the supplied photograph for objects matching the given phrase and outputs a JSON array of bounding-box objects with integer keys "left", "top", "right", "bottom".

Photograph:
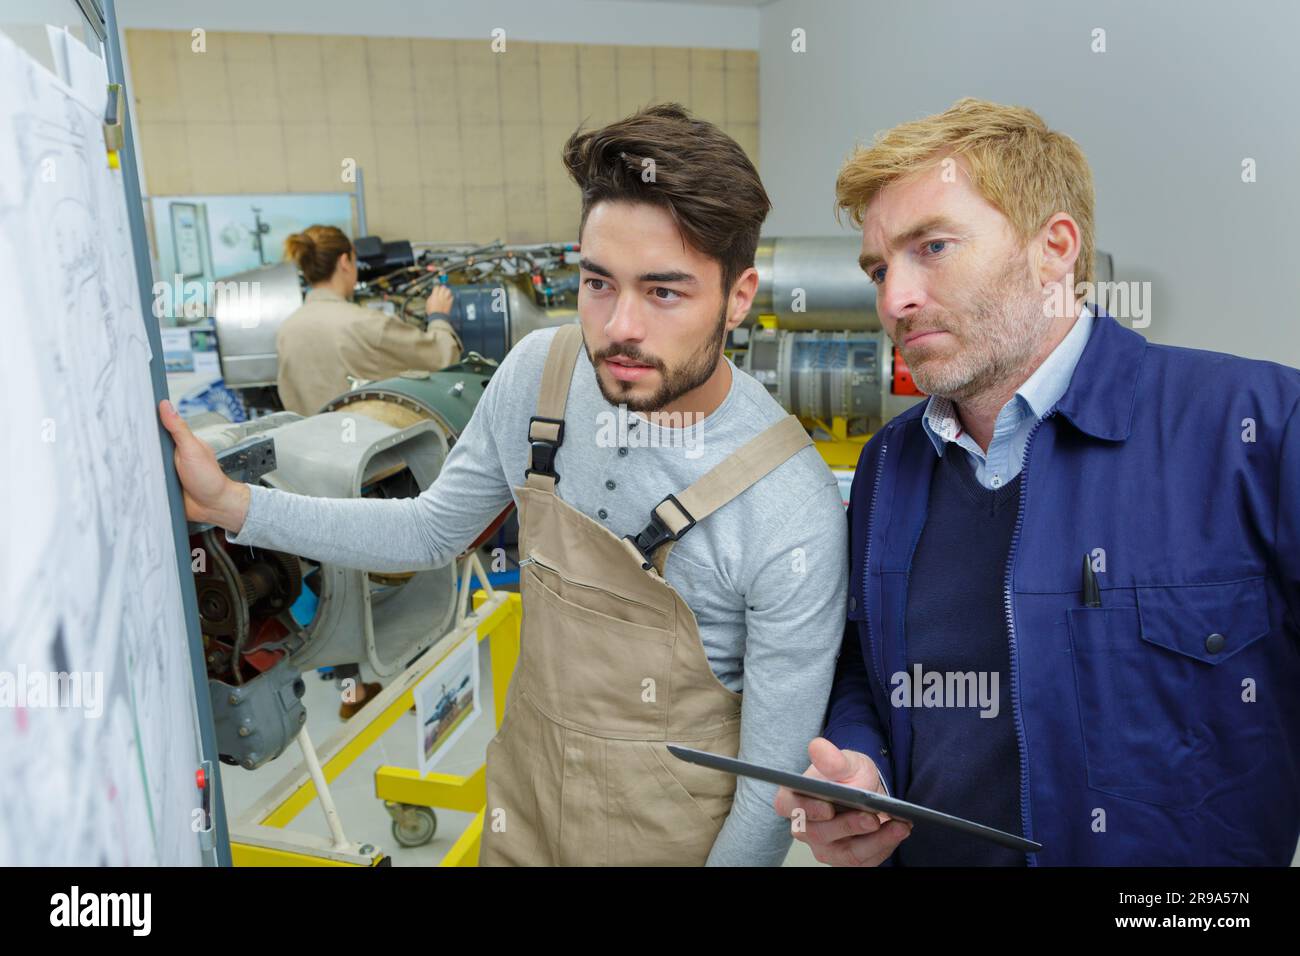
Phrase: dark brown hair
[
  {"left": 283, "top": 225, "right": 353, "bottom": 285},
  {"left": 562, "top": 103, "right": 771, "bottom": 294}
]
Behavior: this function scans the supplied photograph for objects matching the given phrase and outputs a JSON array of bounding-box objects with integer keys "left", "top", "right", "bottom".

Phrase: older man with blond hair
[{"left": 776, "top": 98, "right": 1300, "bottom": 867}]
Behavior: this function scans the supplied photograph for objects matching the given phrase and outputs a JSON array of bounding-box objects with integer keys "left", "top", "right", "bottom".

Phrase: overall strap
[
  {"left": 621, "top": 414, "right": 813, "bottom": 574},
  {"left": 524, "top": 323, "right": 584, "bottom": 492}
]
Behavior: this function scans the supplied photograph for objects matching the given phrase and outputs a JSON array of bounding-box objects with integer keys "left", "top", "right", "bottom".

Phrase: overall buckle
[
  {"left": 524, "top": 415, "right": 566, "bottom": 484},
  {"left": 624, "top": 494, "right": 696, "bottom": 570}
]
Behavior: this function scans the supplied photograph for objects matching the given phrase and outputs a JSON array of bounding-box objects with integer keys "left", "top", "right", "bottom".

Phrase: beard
[
  {"left": 892, "top": 252, "right": 1054, "bottom": 402},
  {"left": 587, "top": 303, "right": 729, "bottom": 413}
]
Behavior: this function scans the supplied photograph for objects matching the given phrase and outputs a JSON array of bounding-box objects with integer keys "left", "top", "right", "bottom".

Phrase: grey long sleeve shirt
[{"left": 229, "top": 324, "right": 848, "bottom": 865}]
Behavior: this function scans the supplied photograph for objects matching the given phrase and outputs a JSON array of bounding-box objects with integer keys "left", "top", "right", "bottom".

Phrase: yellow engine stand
[
  {"left": 228, "top": 554, "right": 521, "bottom": 867},
  {"left": 807, "top": 415, "right": 871, "bottom": 471},
  {"left": 372, "top": 588, "right": 520, "bottom": 867}
]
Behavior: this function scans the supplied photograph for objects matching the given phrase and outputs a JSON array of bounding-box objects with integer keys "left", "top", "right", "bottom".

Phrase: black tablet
[{"left": 667, "top": 744, "right": 1043, "bottom": 854}]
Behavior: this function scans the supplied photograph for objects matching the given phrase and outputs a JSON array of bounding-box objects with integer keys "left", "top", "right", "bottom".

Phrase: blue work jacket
[{"left": 826, "top": 311, "right": 1300, "bottom": 865}]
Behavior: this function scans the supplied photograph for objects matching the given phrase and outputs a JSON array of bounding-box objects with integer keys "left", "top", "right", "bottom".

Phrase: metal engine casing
[
  {"left": 257, "top": 411, "right": 456, "bottom": 676},
  {"left": 209, "top": 657, "right": 306, "bottom": 770}
]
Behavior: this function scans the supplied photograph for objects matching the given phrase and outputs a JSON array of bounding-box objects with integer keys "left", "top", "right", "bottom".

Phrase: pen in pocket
[{"left": 1081, "top": 553, "right": 1102, "bottom": 608}]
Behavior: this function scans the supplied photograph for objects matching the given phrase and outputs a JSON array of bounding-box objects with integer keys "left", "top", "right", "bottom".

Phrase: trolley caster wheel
[{"left": 387, "top": 803, "right": 437, "bottom": 848}]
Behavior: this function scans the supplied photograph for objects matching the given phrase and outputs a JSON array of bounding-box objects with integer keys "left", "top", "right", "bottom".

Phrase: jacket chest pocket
[{"left": 1067, "top": 577, "right": 1270, "bottom": 810}]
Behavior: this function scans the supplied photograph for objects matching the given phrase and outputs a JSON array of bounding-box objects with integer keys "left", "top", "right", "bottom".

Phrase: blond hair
[{"left": 835, "top": 98, "right": 1096, "bottom": 286}]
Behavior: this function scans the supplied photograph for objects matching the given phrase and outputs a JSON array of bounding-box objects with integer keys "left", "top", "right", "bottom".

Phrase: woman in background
[
  {"left": 278, "top": 225, "right": 461, "bottom": 717},
  {"left": 276, "top": 225, "right": 461, "bottom": 417}
]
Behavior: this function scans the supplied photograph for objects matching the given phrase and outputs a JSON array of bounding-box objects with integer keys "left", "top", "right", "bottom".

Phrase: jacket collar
[
  {"left": 305, "top": 286, "right": 348, "bottom": 304},
  {"left": 1052, "top": 309, "right": 1147, "bottom": 442}
]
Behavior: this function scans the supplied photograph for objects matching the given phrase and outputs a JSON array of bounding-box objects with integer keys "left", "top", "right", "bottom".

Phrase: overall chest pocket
[
  {"left": 523, "top": 553, "right": 669, "bottom": 631},
  {"left": 1067, "top": 577, "right": 1270, "bottom": 810},
  {"left": 518, "top": 553, "right": 674, "bottom": 736}
]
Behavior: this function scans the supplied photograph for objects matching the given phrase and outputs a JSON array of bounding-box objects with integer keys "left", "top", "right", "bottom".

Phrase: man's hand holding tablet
[{"left": 773, "top": 737, "right": 912, "bottom": 867}]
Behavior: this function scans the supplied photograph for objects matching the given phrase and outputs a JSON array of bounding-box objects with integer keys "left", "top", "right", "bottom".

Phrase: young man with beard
[
  {"left": 160, "top": 104, "right": 846, "bottom": 866},
  {"left": 778, "top": 98, "right": 1300, "bottom": 867}
]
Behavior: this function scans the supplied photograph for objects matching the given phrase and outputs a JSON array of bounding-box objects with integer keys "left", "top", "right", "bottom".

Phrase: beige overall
[{"left": 478, "top": 324, "right": 811, "bottom": 866}]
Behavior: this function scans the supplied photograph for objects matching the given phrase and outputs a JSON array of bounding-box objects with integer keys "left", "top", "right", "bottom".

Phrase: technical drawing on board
[{"left": 0, "top": 28, "right": 205, "bottom": 866}]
